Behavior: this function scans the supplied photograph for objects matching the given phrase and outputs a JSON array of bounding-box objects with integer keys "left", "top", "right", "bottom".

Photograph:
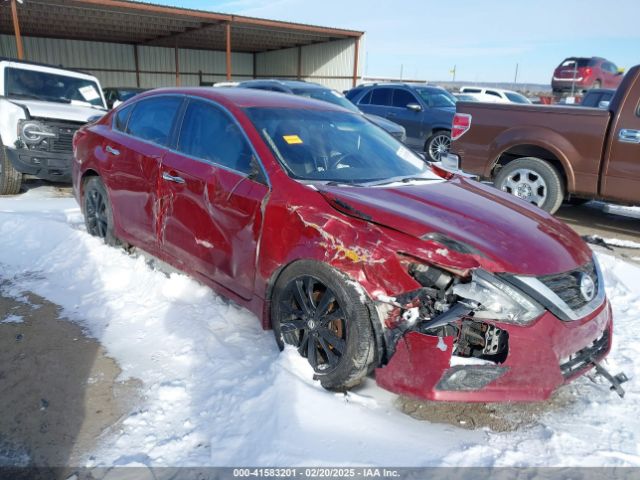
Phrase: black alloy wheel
[{"left": 279, "top": 275, "right": 346, "bottom": 373}]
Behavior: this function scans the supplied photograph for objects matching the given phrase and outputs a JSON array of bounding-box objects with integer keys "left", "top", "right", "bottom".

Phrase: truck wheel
[
  {"left": 0, "top": 141, "right": 23, "bottom": 195},
  {"left": 425, "top": 131, "right": 451, "bottom": 162},
  {"left": 271, "top": 260, "right": 376, "bottom": 391},
  {"left": 494, "top": 157, "right": 564, "bottom": 214}
]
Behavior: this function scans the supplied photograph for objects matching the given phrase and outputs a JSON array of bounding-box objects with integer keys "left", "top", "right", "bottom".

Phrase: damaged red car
[{"left": 71, "top": 88, "right": 623, "bottom": 402}]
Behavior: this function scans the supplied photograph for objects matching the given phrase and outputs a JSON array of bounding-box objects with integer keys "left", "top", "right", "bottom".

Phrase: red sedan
[{"left": 72, "top": 88, "right": 617, "bottom": 402}]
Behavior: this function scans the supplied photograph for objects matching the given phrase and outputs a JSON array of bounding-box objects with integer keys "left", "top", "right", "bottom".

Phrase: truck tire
[
  {"left": 0, "top": 140, "right": 23, "bottom": 195},
  {"left": 494, "top": 157, "right": 564, "bottom": 214}
]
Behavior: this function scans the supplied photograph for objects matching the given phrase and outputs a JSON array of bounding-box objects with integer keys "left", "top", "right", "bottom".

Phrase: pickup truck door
[{"left": 600, "top": 75, "right": 640, "bottom": 203}]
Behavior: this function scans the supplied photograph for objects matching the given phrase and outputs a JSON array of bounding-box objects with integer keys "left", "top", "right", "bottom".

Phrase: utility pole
[
  {"left": 514, "top": 63, "right": 519, "bottom": 88},
  {"left": 450, "top": 65, "right": 456, "bottom": 82},
  {"left": 400, "top": 64, "right": 403, "bottom": 80}
]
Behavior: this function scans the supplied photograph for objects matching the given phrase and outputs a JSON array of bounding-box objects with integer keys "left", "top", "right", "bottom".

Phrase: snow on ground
[
  {"left": 603, "top": 204, "right": 640, "bottom": 220},
  {"left": 0, "top": 186, "right": 639, "bottom": 467}
]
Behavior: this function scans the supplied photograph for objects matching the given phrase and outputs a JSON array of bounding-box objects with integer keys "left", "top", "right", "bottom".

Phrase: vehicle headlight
[
  {"left": 19, "top": 120, "right": 56, "bottom": 144},
  {"left": 453, "top": 269, "right": 544, "bottom": 325}
]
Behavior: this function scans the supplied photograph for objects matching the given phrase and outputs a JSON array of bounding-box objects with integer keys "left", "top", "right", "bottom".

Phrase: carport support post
[
  {"left": 134, "top": 45, "right": 141, "bottom": 87},
  {"left": 297, "top": 46, "right": 302, "bottom": 80},
  {"left": 10, "top": 0, "right": 24, "bottom": 60},
  {"left": 352, "top": 36, "right": 360, "bottom": 87},
  {"left": 225, "top": 22, "right": 232, "bottom": 81},
  {"left": 175, "top": 43, "right": 181, "bottom": 86}
]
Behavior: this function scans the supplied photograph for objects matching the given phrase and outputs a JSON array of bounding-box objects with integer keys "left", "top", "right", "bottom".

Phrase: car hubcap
[
  {"left": 280, "top": 276, "right": 346, "bottom": 373},
  {"left": 86, "top": 189, "right": 108, "bottom": 238},
  {"left": 428, "top": 134, "right": 451, "bottom": 162},
  {"left": 501, "top": 168, "right": 547, "bottom": 207}
]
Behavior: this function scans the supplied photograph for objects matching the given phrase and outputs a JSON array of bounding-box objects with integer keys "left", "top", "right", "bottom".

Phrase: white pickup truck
[{"left": 0, "top": 59, "right": 107, "bottom": 194}]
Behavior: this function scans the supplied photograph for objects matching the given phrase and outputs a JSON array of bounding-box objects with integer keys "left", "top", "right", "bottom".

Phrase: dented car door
[{"left": 158, "top": 98, "right": 268, "bottom": 299}]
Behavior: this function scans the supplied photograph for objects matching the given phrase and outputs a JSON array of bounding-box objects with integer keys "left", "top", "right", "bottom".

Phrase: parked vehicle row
[
  {"left": 346, "top": 83, "right": 457, "bottom": 162},
  {"left": 447, "top": 65, "right": 640, "bottom": 214},
  {"left": 71, "top": 86, "right": 625, "bottom": 402},
  {"left": 237, "top": 79, "right": 407, "bottom": 143}
]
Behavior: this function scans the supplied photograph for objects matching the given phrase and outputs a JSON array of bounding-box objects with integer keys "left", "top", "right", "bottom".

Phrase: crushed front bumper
[
  {"left": 375, "top": 300, "right": 613, "bottom": 402},
  {"left": 4, "top": 146, "right": 71, "bottom": 182}
]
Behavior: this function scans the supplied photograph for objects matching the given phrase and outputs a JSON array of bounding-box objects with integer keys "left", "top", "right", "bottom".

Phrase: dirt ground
[{"left": 0, "top": 282, "right": 140, "bottom": 468}]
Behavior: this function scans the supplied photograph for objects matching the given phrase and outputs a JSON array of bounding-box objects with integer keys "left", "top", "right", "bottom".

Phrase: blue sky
[{"left": 157, "top": 0, "right": 639, "bottom": 84}]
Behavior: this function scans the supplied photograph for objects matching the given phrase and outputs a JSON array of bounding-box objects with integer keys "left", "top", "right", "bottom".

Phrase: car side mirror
[
  {"left": 598, "top": 100, "right": 610, "bottom": 109},
  {"left": 247, "top": 155, "right": 267, "bottom": 185},
  {"left": 406, "top": 103, "right": 423, "bottom": 112}
]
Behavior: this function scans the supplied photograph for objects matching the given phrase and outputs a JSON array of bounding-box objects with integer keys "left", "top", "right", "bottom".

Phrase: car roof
[
  {"left": 354, "top": 83, "right": 443, "bottom": 91},
  {"left": 240, "top": 79, "right": 327, "bottom": 90},
  {"left": 584, "top": 88, "right": 616, "bottom": 94},
  {"left": 132, "top": 87, "right": 350, "bottom": 111}
]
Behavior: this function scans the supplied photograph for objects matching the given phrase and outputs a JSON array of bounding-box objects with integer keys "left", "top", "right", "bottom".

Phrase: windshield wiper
[
  {"left": 366, "top": 176, "right": 439, "bottom": 187},
  {"left": 325, "top": 180, "right": 365, "bottom": 187}
]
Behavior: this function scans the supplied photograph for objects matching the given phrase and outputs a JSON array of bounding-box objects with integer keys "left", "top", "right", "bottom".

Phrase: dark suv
[
  {"left": 346, "top": 84, "right": 456, "bottom": 162},
  {"left": 237, "top": 79, "right": 406, "bottom": 143}
]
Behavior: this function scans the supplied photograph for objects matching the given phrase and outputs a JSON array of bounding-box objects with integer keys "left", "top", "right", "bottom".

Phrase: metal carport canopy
[{"left": 0, "top": 0, "right": 363, "bottom": 84}]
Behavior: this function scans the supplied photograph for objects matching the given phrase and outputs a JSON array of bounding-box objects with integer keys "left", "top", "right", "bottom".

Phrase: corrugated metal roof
[{"left": 0, "top": 0, "right": 363, "bottom": 53}]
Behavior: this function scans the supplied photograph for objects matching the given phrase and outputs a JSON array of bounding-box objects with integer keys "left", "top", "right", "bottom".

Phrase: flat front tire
[
  {"left": 0, "top": 141, "right": 23, "bottom": 195},
  {"left": 271, "top": 261, "right": 376, "bottom": 391},
  {"left": 494, "top": 157, "right": 564, "bottom": 214},
  {"left": 83, "top": 176, "right": 118, "bottom": 246}
]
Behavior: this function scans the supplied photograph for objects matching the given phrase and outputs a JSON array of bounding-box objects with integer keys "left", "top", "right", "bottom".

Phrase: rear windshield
[
  {"left": 244, "top": 107, "right": 440, "bottom": 184},
  {"left": 559, "top": 58, "right": 592, "bottom": 68},
  {"left": 5, "top": 67, "right": 104, "bottom": 107}
]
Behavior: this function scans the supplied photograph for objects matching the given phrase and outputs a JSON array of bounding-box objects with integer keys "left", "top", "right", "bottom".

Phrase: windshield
[
  {"left": 415, "top": 88, "right": 457, "bottom": 108},
  {"left": 504, "top": 92, "right": 531, "bottom": 104},
  {"left": 244, "top": 107, "right": 439, "bottom": 184},
  {"left": 5, "top": 67, "right": 105, "bottom": 107},
  {"left": 292, "top": 88, "right": 361, "bottom": 113}
]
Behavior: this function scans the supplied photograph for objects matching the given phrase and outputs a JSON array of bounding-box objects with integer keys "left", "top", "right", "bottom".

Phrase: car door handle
[
  {"left": 105, "top": 145, "right": 120, "bottom": 155},
  {"left": 162, "top": 172, "right": 185, "bottom": 184},
  {"left": 618, "top": 129, "right": 640, "bottom": 144}
]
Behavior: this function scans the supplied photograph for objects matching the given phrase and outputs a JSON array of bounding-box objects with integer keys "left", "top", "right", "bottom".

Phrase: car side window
[
  {"left": 126, "top": 96, "right": 182, "bottom": 146},
  {"left": 177, "top": 99, "right": 253, "bottom": 175},
  {"left": 113, "top": 104, "right": 133, "bottom": 132},
  {"left": 392, "top": 89, "right": 418, "bottom": 108},
  {"left": 358, "top": 90, "right": 373, "bottom": 105},
  {"left": 486, "top": 90, "right": 501, "bottom": 98},
  {"left": 369, "top": 88, "right": 392, "bottom": 106}
]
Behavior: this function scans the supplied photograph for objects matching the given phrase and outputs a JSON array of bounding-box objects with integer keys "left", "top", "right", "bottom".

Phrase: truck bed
[{"left": 452, "top": 102, "right": 611, "bottom": 197}]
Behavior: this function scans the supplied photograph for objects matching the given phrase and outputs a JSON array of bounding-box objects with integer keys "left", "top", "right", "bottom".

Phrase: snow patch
[{"left": 1, "top": 314, "right": 24, "bottom": 324}]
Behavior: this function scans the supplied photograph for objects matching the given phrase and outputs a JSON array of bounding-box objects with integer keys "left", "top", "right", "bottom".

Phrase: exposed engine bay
[{"left": 380, "top": 263, "right": 510, "bottom": 364}]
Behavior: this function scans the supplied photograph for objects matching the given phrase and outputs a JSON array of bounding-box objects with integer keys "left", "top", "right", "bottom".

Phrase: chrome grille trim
[{"left": 505, "top": 255, "right": 605, "bottom": 322}]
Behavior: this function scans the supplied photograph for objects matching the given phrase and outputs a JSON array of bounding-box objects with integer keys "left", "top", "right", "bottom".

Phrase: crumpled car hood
[{"left": 317, "top": 176, "right": 592, "bottom": 276}]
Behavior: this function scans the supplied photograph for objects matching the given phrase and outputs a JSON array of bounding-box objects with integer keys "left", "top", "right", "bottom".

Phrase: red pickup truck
[{"left": 447, "top": 65, "right": 640, "bottom": 213}]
